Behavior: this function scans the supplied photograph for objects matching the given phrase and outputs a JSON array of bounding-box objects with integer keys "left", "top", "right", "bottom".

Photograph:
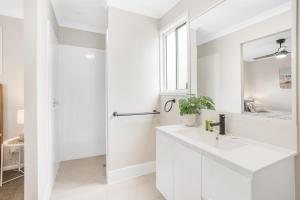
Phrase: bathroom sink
[
  {"left": 214, "top": 138, "right": 247, "bottom": 151},
  {"left": 176, "top": 128, "right": 246, "bottom": 151}
]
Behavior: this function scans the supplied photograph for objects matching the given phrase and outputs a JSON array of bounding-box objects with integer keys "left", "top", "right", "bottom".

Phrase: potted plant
[{"left": 178, "top": 96, "right": 215, "bottom": 127}]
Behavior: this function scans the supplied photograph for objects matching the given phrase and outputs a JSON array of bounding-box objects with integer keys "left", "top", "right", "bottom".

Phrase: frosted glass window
[
  {"left": 166, "top": 32, "right": 177, "bottom": 90},
  {"left": 177, "top": 24, "right": 188, "bottom": 90},
  {"left": 163, "top": 23, "right": 188, "bottom": 91}
]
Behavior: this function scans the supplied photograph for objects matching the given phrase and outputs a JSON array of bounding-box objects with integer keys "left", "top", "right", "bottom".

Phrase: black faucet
[{"left": 210, "top": 114, "right": 226, "bottom": 135}]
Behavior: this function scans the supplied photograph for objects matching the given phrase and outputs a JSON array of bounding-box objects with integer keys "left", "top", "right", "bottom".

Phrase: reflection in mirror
[
  {"left": 190, "top": 0, "right": 293, "bottom": 120},
  {"left": 242, "top": 30, "right": 292, "bottom": 120}
]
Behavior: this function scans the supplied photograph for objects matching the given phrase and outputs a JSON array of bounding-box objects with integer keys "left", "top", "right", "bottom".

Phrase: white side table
[{"left": 0, "top": 137, "right": 24, "bottom": 187}]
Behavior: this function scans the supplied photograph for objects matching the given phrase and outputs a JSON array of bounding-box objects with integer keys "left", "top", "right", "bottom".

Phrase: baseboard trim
[
  {"left": 60, "top": 153, "right": 106, "bottom": 162},
  {"left": 107, "top": 161, "right": 156, "bottom": 184},
  {"left": 3, "top": 164, "right": 24, "bottom": 171}
]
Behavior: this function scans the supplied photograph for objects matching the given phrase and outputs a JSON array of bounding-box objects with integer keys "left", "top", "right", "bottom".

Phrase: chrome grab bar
[{"left": 113, "top": 110, "right": 160, "bottom": 117}]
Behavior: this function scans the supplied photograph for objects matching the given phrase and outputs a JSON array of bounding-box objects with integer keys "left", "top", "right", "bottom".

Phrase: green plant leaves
[{"left": 178, "top": 96, "right": 215, "bottom": 116}]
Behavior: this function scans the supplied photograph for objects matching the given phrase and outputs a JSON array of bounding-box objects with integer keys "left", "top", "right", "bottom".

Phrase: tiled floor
[
  {"left": 0, "top": 170, "right": 24, "bottom": 200},
  {"left": 50, "top": 156, "right": 164, "bottom": 200}
]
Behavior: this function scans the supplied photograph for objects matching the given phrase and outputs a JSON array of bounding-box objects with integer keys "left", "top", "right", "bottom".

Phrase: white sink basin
[
  {"left": 176, "top": 129, "right": 247, "bottom": 151},
  {"left": 214, "top": 138, "right": 247, "bottom": 151}
]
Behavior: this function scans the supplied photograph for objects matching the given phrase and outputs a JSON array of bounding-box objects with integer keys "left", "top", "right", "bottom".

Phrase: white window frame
[{"left": 160, "top": 14, "right": 190, "bottom": 95}]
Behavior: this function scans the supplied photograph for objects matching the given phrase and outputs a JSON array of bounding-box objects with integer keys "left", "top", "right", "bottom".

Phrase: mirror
[
  {"left": 190, "top": 0, "right": 294, "bottom": 120},
  {"left": 242, "top": 30, "right": 292, "bottom": 120}
]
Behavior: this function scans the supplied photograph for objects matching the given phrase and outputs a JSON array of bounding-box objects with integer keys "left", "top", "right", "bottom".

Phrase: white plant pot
[{"left": 182, "top": 114, "right": 197, "bottom": 127}]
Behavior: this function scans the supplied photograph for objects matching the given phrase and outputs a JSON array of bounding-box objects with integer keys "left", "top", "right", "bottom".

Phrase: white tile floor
[{"left": 50, "top": 156, "right": 165, "bottom": 200}]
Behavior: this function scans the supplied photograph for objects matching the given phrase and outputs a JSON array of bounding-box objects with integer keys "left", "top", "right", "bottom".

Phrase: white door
[
  {"left": 173, "top": 142, "right": 202, "bottom": 200},
  {"left": 46, "top": 21, "right": 59, "bottom": 174},
  {"left": 202, "top": 156, "right": 251, "bottom": 200}
]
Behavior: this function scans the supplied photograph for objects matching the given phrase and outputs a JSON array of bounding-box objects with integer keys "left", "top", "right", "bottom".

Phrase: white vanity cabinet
[
  {"left": 156, "top": 126, "right": 296, "bottom": 200},
  {"left": 156, "top": 132, "right": 202, "bottom": 200}
]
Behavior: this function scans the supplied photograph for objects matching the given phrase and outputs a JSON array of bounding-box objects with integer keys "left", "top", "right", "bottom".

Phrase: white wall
[
  {"left": 106, "top": 7, "right": 160, "bottom": 177},
  {"left": 197, "top": 54, "right": 219, "bottom": 110},
  {"left": 159, "top": 95, "right": 185, "bottom": 126},
  {"left": 58, "top": 44, "right": 106, "bottom": 161},
  {"left": 244, "top": 56, "right": 292, "bottom": 111}
]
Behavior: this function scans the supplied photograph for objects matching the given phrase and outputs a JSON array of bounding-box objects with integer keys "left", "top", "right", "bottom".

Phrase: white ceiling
[
  {"left": 243, "top": 30, "right": 291, "bottom": 62},
  {"left": 0, "top": 0, "right": 23, "bottom": 19},
  {"left": 106, "top": 0, "right": 180, "bottom": 18},
  {"left": 51, "top": 0, "right": 180, "bottom": 34},
  {"left": 190, "top": 0, "right": 291, "bottom": 45},
  {"left": 51, "top": 0, "right": 108, "bottom": 34}
]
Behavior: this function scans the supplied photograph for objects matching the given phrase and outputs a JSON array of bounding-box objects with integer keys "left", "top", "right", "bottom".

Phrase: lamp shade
[{"left": 17, "top": 109, "right": 24, "bottom": 125}]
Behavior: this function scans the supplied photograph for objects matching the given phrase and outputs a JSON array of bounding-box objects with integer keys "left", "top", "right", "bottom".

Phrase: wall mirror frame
[{"left": 188, "top": 0, "right": 298, "bottom": 125}]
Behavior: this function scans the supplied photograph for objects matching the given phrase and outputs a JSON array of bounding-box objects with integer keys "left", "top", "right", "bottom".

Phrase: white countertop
[{"left": 156, "top": 125, "right": 297, "bottom": 176}]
